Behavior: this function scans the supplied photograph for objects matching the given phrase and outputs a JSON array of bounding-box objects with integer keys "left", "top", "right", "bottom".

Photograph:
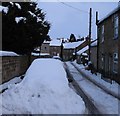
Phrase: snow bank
[
  {"left": 1, "top": 59, "right": 85, "bottom": 114},
  {"left": 0, "top": 76, "right": 22, "bottom": 93},
  {"left": 74, "top": 62, "right": 120, "bottom": 98},
  {"left": 0, "top": 51, "right": 19, "bottom": 56}
]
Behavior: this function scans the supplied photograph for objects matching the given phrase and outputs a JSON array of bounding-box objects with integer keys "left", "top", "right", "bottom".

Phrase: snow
[
  {"left": 31, "top": 52, "right": 50, "bottom": 56},
  {"left": 0, "top": 6, "right": 8, "bottom": 13},
  {"left": 66, "top": 62, "right": 119, "bottom": 114},
  {"left": 77, "top": 46, "right": 89, "bottom": 55},
  {"left": 15, "top": 3, "right": 21, "bottom": 9},
  {"left": 10, "top": 2, "right": 13, "bottom": 5},
  {"left": 64, "top": 41, "right": 85, "bottom": 49},
  {"left": 0, "top": 76, "right": 22, "bottom": 93},
  {"left": 53, "top": 55, "right": 60, "bottom": 59},
  {"left": 28, "top": 11, "right": 36, "bottom": 17},
  {"left": 15, "top": 17, "right": 26, "bottom": 23},
  {"left": 28, "top": 11, "right": 42, "bottom": 22},
  {"left": 1, "top": 59, "right": 85, "bottom": 114},
  {"left": 43, "top": 40, "right": 51, "bottom": 44},
  {"left": 74, "top": 62, "right": 120, "bottom": 97},
  {"left": 0, "top": 51, "right": 19, "bottom": 56},
  {"left": 50, "top": 39, "right": 61, "bottom": 46},
  {"left": 91, "top": 40, "right": 97, "bottom": 47},
  {"left": 82, "top": 53, "right": 88, "bottom": 56},
  {"left": 37, "top": 17, "right": 42, "bottom": 22}
]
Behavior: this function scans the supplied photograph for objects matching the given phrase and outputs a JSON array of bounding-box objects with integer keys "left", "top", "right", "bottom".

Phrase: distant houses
[
  {"left": 39, "top": 2, "right": 120, "bottom": 84},
  {"left": 63, "top": 40, "right": 88, "bottom": 61},
  {"left": 40, "top": 38, "right": 90, "bottom": 61},
  {"left": 96, "top": 3, "right": 120, "bottom": 83}
]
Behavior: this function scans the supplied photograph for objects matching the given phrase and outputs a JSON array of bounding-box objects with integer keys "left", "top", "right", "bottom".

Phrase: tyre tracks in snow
[{"left": 64, "top": 62, "right": 119, "bottom": 115}]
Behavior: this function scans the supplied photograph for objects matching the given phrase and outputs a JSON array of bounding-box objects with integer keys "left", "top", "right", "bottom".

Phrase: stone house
[
  {"left": 63, "top": 40, "right": 88, "bottom": 61},
  {"left": 41, "top": 41, "right": 50, "bottom": 54},
  {"left": 97, "top": 4, "right": 120, "bottom": 83},
  {"left": 49, "top": 39, "right": 62, "bottom": 57}
]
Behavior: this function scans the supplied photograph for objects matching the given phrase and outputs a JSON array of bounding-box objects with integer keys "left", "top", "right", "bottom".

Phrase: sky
[{"left": 38, "top": 1, "right": 119, "bottom": 40}]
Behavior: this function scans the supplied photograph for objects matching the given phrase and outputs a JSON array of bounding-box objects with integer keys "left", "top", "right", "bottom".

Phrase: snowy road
[{"left": 64, "top": 61, "right": 119, "bottom": 115}]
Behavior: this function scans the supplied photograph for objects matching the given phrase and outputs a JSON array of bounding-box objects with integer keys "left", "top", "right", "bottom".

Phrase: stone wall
[
  {"left": 1, "top": 56, "right": 29, "bottom": 84},
  {"left": 0, "top": 55, "right": 52, "bottom": 84}
]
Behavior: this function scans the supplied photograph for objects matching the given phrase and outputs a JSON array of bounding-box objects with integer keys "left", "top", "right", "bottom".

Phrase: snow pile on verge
[
  {"left": 74, "top": 62, "right": 120, "bottom": 97},
  {"left": 1, "top": 59, "right": 85, "bottom": 114},
  {"left": 0, "top": 76, "right": 22, "bottom": 93},
  {"left": 0, "top": 51, "right": 19, "bottom": 56}
]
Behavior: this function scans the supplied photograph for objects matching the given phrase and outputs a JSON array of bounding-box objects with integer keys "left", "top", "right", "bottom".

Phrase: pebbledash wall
[{"left": 1, "top": 55, "right": 39, "bottom": 84}]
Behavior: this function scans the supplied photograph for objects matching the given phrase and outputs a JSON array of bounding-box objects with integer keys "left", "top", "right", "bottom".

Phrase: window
[
  {"left": 101, "top": 56, "right": 104, "bottom": 70},
  {"left": 114, "top": 14, "right": 119, "bottom": 39},
  {"left": 101, "top": 25, "right": 104, "bottom": 42},
  {"left": 113, "top": 53, "right": 118, "bottom": 73}
]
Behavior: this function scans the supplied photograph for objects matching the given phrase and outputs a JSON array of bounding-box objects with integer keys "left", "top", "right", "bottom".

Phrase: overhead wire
[{"left": 57, "top": 0, "right": 89, "bottom": 14}]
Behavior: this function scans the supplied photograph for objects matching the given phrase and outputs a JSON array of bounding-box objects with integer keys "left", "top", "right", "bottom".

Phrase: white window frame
[
  {"left": 113, "top": 52, "right": 118, "bottom": 73},
  {"left": 101, "top": 25, "right": 104, "bottom": 43},
  {"left": 114, "top": 14, "right": 119, "bottom": 39}
]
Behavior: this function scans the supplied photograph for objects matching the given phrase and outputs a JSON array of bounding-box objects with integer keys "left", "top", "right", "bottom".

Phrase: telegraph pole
[
  {"left": 96, "top": 11, "right": 99, "bottom": 70},
  {"left": 88, "top": 8, "right": 92, "bottom": 61}
]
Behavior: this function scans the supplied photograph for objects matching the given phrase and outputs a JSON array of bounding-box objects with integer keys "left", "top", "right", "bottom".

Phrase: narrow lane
[
  {"left": 64, "top": 62, "right": 119, "bottom": 115},
  {"left": 64, "top": 62, "right": 104, "bottom": 115}
]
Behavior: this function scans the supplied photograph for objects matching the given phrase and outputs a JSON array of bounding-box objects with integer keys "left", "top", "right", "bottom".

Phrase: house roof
[
  {"left": 63, "top": 40, "right": 85, "bottom": 49},
  {"left": 77, "top": 46, "right": 89, "bottom": 55},
  {"left": 50, "top": 39, "right": 61, "bottom": 46},
  {"left": 43, "top": 40, "right": 51, "bottom": 44},
  {"left": 98, "top": 5, "right": 120, "bottom": 24}
]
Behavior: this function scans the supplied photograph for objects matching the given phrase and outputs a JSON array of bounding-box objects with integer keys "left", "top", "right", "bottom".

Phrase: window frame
[
  {"left": 113, "top": 14, "right": 119, "bottom": 39},
  {"left": 101, "top": 25, "right": 104, "bottom": 43},
  {"left": 113, "top": 52, "right": 118, "bottom": 73}
]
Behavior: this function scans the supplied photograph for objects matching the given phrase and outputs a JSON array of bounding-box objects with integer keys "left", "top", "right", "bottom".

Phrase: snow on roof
[
  {"left": 98, "top": 6, "right": 120, "bottom": 24},
  {"left": 50, "top": 39, "right": 61, "bottom": 46},
  {"left": 15, "top": 17, "right": 26, "bottom": 23},
  {"left": 0, "top": 5, "right": 8, "bottom": 13},
  {"left": 63, "top": 41, "right": 85, "bottom": 49},
  {"left": 77, "top": 46, "right": 89, "bottom": 55},
  {"left": 15, "top": 3, "right": 21, "bottom": 9},
  {"left": 1, "top": 59, "right": 85, "bottom": 114},
  {"left": 43, "top": 40, "right": 50, "bottom": 44},
  {"left": 91, "top": 40, "right": 97, "bottom": 47},
  {"left": 0, "top": 51, "right": 19, "bottom": 56}
]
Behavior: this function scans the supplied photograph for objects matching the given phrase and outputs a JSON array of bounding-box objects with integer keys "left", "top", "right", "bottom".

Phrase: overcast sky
[{"left": 38, "top": 1, "right": 119, "bottom": 40}]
